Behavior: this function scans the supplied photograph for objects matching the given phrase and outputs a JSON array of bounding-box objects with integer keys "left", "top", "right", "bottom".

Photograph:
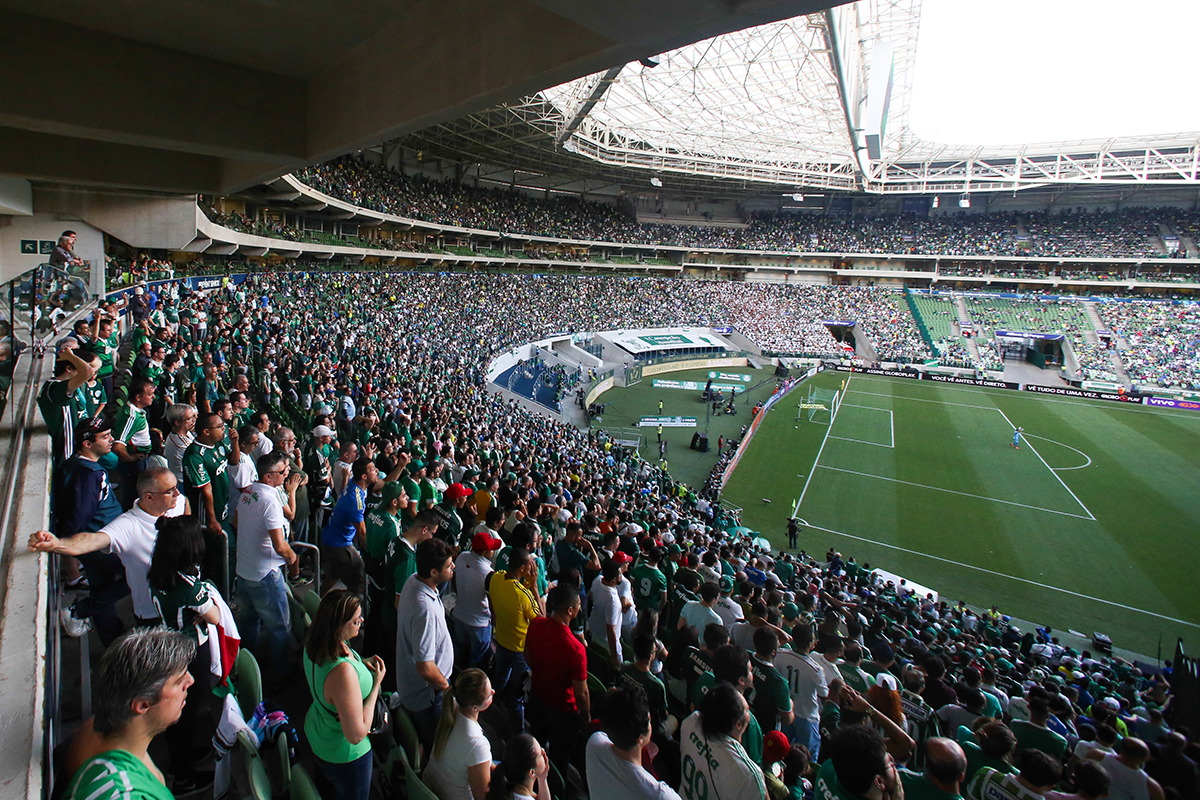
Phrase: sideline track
[{"left": 792, "top": 372, "right": 851, "bottom": 518}]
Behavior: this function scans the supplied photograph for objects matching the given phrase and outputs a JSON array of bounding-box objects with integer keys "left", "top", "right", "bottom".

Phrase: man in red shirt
[{"left": 526, "top": 583, "right": 590, "bottom": 771}]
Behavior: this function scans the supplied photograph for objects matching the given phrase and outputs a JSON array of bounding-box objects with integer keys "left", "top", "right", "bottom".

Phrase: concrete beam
[
  {"left": 0, "top": 10, "right": 307, "bottom": 164},
  {"left": 0, "top": 0, "right": 832, "bottom": 194}
]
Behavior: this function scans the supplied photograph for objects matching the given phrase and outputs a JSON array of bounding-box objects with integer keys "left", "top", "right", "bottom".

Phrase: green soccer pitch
[
  {"left": 587, "top": 365, "right": 785, "bottom": 490},
  {"left": 722, "top": 370, "right": 1200, "bottom": 658}
]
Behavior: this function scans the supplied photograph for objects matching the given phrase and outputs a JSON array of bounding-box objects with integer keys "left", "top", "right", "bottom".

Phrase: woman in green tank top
[{"left": 303, "top": 590, "right": 385, "bottom": 800}]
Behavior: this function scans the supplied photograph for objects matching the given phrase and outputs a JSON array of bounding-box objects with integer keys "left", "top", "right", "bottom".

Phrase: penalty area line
[
  {"left": 816, "top": 466, "right": 1095, "bottom": 520},
  {"left": 997, "top": 408, "right": 1096, "bottom": 520},
  {"left": 801, "top": 521, "right": 1200, "bottom": 629}
]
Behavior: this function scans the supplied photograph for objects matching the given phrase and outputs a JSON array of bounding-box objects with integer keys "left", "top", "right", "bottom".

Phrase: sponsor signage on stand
[
  {"left": 638, "top": 416, "right": 698, "bottom": 427},
  {"left": 653, "top": 379, "right": 742, "bottom": 391},
  {"left": 1022, "top": 384, "right": 1142, "bottom": 403},
  {"left": 1144, "top": 397, "right": 1200, "bottom": 412},
  {"left": 927, "top": 374, "right": 1019, "bottom": 389},
  {"left": 833, "top": 364, "right": 921, "bottom": 380}
]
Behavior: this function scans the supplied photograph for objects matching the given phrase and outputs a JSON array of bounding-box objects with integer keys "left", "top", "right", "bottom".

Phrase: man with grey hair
[
  {"left": 63, "top": 627, "right": 196, "bottom": 799},
  {"left": 30, "top": 466, "right": 187, "bottom": 629},
  {"left": 163, "top": 403, "right": 197, "bottom": 485},
  {"left": 271, "top": 426, "right": 310, "bottom": 543}
]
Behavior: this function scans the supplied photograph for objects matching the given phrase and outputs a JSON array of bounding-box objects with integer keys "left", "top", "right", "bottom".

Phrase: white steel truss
[{"left": 530, "top": 0, "right": 1200, "bottom": 195}]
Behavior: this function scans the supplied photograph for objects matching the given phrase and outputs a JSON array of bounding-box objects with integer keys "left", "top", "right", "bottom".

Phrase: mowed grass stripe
[{"left": 1026, "top": 404, "right": 1200, "bottom": 623}]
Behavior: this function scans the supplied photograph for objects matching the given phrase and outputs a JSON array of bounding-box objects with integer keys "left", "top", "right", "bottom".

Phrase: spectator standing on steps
[
  {"left": 31, "top": 466, "right": 187, "bottom": 632},
  {"left": 236, "top": 450, "right": 302, "bottom": 684},
  {"left": 395, "top": 537, "right": 455, "bottom": 753},
  {"left": 526, "top": 584, "right": 589, "bottom": 771},
  {"left": 52, "top": 418, "right": 126, "bottom": 642}
]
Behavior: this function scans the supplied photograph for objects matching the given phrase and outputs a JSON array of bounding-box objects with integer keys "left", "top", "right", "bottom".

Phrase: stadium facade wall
[
  {"left": 0, "top": 213, "right": 104, "bottom": 285},
  {"left": 585, "top": 376, "right": 615, "bottom": 407}
]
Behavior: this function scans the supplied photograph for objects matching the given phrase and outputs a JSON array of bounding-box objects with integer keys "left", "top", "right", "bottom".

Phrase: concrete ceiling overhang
[{"left": 0, "top": 0, "right": 840, "bottom": 195}]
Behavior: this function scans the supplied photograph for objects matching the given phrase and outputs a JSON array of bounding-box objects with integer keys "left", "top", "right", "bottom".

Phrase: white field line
[
  {"left": 848, "top": 389, "right": 996, "bottom": 412},
  {"left": 816, "top": 465, "right": 1096, "bottom": 521},
  {"left": 1023, "top": 434, "right": 1093, "bottom": 471},
  {"left": 795, "top": 374, "right": 851, "bottom": 517},
  {"left": 997, "top": 408, "right": 1096, "bottom": 520},
  {"left": 833, "top": 404, "right": 895, "bottom": 448},
  {"left": 799, "top": 520, "right": 1200, "bottom": 629},
  {"left": 830, "top": 436, "right": 894, "bottom": 448},
  {"left": 850, "top": 375, "right": 1200, "bottom": 422}
]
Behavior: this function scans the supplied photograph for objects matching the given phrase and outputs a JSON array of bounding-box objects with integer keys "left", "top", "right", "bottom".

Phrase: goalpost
[{"left": 797, "top": 386, "right": 839, "bottom": 425}]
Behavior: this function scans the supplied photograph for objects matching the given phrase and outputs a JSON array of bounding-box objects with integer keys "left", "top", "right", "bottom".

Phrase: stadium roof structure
[{"left": 396, "top": 0, "right": 1200, "bottom": 197}]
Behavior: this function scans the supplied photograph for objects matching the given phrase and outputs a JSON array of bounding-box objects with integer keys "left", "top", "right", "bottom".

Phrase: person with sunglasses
[{"left": 30, "top": 466, "right": 188, "bottom": 630}]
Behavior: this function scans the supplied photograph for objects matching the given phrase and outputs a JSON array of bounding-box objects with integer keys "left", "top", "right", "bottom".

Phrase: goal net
[{"left": 797, "top": 387, "right": 839, "bottom": 425}]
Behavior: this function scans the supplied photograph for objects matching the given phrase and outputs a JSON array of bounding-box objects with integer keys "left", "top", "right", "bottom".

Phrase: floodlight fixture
[
  {"left": 650, "top": 176, "right": 663, "bottom": 187},
  {"left": 958, "top": 194, "right": 970, "bottom": 208}
]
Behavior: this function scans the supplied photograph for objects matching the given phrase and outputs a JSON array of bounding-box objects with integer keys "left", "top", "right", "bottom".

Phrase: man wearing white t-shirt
[
  {"left": 587, "top": 684, "right": 682, "bottom": 800},
  {"left": 452, "top": 531, "right": 502, "bottom": 669},
  {"left": 235, "top": 451, "right": 299, "bottom": 683},
  {"left": 227, "top": 424, "right": 260, "bottom": 522},
  {"left": 29, "top": 466, "right": 186, "bottom": 626},
  {"left": 589, "top": 560, "right": 624, "bottom": 669},
  {"left": 589, "top": 551, "right": 637, "bottom": 644}
]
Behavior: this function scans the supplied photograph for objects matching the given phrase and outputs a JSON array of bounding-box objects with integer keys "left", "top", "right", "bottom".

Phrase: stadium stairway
[
  {"left": 952, "top": 296, "right": 984, "bottom": 363},
  {"left": 1108, "top": 350, "right": 1131, "bottom": 383},
  {"left": 856, "top": 333, "right": 880, "bottom": 363},
  {"left": 1081, "top": 303, "right": 1104, "bottom": 345},
  {"left": 1157, "top": 222, "right": 1176, "bottom": 256},
  {"left": 953, "top": 296, "right": 973, "bottom": 330},
  {"left": 1181, "top": 235, "right": 1200, "bottom": 258},
  {"left": 963, "top": 331, "right": 983, "bottom": 365}
]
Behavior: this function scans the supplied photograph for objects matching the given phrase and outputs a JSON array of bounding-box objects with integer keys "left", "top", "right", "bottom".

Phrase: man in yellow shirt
[{"left": 487, "top": 547, "right": 540, "bottom": 732}]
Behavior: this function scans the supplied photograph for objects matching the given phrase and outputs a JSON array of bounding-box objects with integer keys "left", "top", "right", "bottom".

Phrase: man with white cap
[{"left": 302, "top": 424, "right": 336, "bottom": 532}]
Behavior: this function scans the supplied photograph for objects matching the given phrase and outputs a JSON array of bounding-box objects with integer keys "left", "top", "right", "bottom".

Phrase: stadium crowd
[
  {"left": 291, "top": 157, "right": 1200, "bottom": 261},
  {"left": 24, "top": 267, "right": 1200, "bottom": 800},
  {"left": 1097, "top": 301, "right": 1200, "bottom": 389}
]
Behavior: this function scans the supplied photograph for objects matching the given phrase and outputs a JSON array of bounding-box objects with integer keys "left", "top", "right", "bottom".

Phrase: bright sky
[{"left": 909, "top": 0, "right": 1200, "bottom": 146}]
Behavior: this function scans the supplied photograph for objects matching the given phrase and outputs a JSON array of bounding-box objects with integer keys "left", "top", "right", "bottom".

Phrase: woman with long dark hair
[
  {"left": 147, "top": 514, "right": 223, "bottom": 794},
  {"left": 485, "top": 734, "right": 550, "bottom": 800},
  {"left": 302, "top": 590, "right": 385, "bottom": 800}
]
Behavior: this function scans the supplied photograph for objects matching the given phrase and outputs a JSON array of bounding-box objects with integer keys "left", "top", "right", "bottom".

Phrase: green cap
[{"left": 379, "top": 481, "right": 406, "bottom": 504}]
